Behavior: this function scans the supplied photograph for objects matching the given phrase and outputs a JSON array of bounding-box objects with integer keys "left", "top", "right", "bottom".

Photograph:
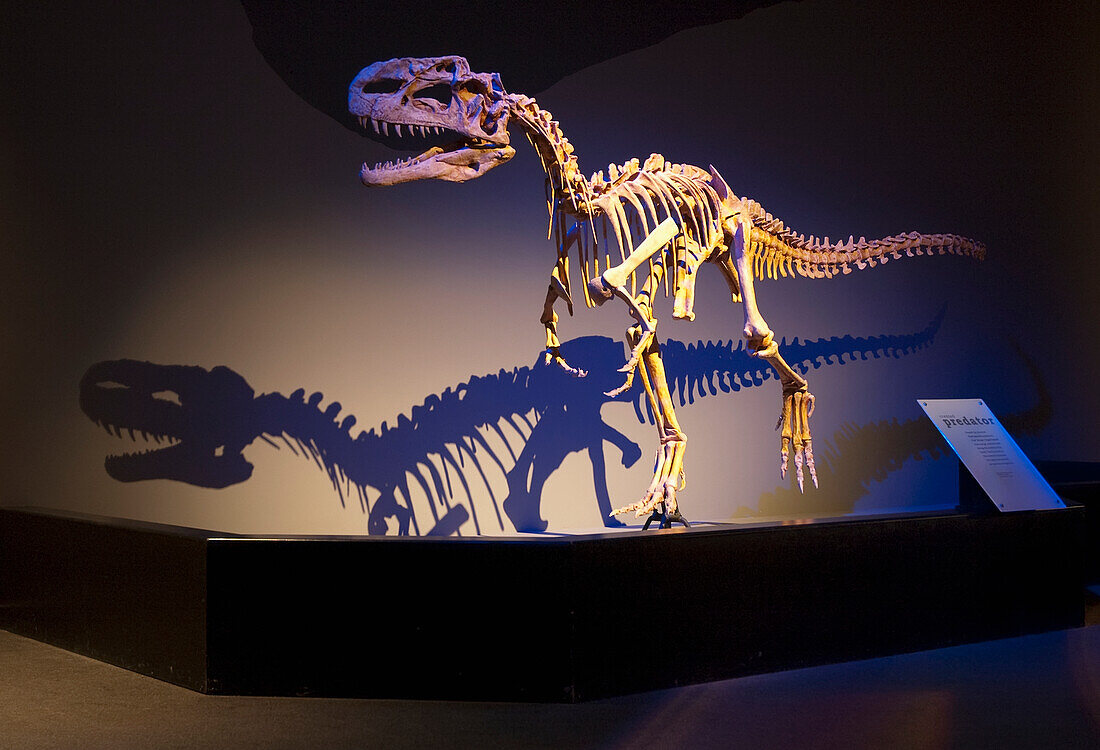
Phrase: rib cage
[
  {"left": 551, "top": 156, "right": 986, "bottom": 309},
  {"left": 556, "top": 159, "right": 724, "bottom": 309}
]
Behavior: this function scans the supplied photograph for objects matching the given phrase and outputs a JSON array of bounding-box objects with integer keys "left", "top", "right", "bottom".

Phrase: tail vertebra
[{"left": 740, "top": 198, "right": 986, "bottom": 280}]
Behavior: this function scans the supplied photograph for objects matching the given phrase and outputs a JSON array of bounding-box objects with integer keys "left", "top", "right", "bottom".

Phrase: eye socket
[
  {"left": 361, "top": 79, "right": 402, "bottom": 95},
  {"left": 413, "top": 83, "right": 453, "bottom": 105}
]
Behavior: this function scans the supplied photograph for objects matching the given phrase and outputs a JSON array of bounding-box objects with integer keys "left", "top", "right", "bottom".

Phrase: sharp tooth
[
  {"left": 371, "top": 118, "right": 380, "bottom": 134},
  {"left": 395, "top": 124, "right": 403, "bottom": 137},
  {"left": 381, "top": 121, "right": 389, "bottom": 136}
]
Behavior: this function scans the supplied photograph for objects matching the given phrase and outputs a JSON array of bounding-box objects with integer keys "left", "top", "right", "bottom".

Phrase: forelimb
[{"left": 540, "top": 250, "right": 587, "bottom": 376}]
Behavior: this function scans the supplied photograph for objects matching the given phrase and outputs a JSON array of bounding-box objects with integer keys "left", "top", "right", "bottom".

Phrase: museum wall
[{"left": 1, "top": 1, "right": 1096, "bottom": 535}]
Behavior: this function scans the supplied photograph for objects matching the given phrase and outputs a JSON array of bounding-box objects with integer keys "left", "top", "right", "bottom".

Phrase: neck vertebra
[{"left": 508, "top": 95, "right": 592, "bottom": 216}]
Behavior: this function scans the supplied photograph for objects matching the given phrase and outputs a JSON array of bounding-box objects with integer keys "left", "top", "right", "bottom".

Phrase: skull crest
[{"left": 349, "top": 56, "right": 516, "bottom": 185}]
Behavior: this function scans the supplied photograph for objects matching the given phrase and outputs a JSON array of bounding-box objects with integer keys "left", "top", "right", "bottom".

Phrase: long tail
[{"left": 740, "top": 198, "right": 986, "bottom": 281}]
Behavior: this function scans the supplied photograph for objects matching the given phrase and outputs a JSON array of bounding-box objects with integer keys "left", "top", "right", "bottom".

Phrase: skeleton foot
[
  {"left": 609, "top": 484, "right": 675, "bottom": 519},
  {"left": 610, "top": 434, "right": 686, "bottom": 518},
  {"left": 778, "top": 388, "right": 818, "bottom": 492}
]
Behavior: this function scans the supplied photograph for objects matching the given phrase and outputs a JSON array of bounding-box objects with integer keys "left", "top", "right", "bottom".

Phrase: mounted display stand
[
  {"left": 642, "top": 502, "right": 690, "bottom": 530},
  {"left": 0, "top": 502, "right": 1084, "bottom": 702}
]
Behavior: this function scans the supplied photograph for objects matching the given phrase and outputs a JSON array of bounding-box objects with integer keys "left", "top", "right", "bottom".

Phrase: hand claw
[
  {"left": 544, "top": 348, "right": 587, "bottom": 378},
  {"left": 604, "top": 369, "right": 636, "bottom": 398}
]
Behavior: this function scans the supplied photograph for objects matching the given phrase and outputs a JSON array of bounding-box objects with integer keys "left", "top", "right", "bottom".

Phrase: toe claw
[
  {"left": 779, "top": 389, "right": 817, "bottom": 491},
  {"left": 604, "top": 383, "right": 629, "bottom": 398}
]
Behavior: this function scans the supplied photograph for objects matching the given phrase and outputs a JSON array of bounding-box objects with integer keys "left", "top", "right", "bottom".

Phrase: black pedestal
[
  {"left": 960, "top": 460, "right": 1100, "bottom": 583},
  {"left": 0, "top": 505, "right": 1085, "bottom": 702}
]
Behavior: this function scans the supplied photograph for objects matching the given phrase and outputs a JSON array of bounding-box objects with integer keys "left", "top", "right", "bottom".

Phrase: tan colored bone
[
  {"left": 596, "top": 216, "right": 678, "bottom": 291},
  {"left": 351, "top": 55, "right": 986, "bottom": 522}
]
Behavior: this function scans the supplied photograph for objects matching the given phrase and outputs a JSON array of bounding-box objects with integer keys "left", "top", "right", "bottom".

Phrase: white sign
[{"left": 918, "top": 398, "right": 1064, "bottom": 512}]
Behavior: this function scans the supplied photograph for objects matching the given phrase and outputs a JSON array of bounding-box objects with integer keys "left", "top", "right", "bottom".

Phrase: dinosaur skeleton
[{"left": 349, "top": 55, "right": 985, "bottom": 522}]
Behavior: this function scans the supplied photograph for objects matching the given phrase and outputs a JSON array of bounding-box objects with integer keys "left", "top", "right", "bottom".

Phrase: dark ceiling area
[{"left": 239, "top": 0, "right": 787, "bottom": 133}]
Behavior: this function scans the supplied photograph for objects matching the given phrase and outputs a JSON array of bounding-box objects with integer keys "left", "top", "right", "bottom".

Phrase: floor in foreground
[{"left": 2, "top": 618, "right": 1099, "bottom": 750}]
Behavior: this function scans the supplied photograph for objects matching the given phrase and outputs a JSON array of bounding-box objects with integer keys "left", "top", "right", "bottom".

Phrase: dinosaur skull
[{"left": 349, "top": 56, "right": 516, "bottom": 185}]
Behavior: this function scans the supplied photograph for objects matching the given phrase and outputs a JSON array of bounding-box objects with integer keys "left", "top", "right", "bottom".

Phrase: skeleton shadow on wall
[{"left": 79, "top": 309, "right": 1038, "bottom": 536}]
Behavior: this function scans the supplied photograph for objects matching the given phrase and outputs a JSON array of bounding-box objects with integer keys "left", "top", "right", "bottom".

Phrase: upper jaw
[{"left": 355, "top": 114, "right": 453, "bottom": 141}]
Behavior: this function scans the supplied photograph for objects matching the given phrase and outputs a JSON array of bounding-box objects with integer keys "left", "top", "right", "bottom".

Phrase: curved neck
[{"left": 507, "top": 95, "right": 592, "bottom": 216}]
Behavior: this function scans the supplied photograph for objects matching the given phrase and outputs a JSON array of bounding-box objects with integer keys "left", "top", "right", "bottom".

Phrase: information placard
[{"left": 918, "top": 398, "right": 1064, "bottom": 512}]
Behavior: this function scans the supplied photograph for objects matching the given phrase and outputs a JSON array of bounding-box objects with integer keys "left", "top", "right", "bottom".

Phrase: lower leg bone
[
  {"left": 610, "top": 335, "right": 688, "bottom": 518},
  {"left": 727, "top": 216, "right": 818, "bottom": 491}
]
